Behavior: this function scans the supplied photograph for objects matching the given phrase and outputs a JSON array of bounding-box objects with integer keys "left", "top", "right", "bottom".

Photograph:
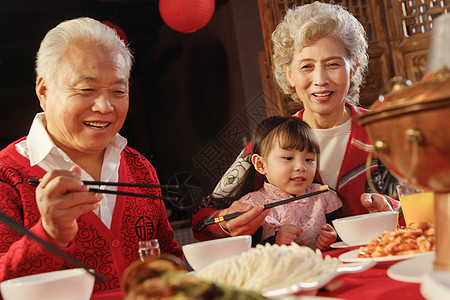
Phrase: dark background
[{"left": 0, "top": 0, "right": 267, "bottom": 221}]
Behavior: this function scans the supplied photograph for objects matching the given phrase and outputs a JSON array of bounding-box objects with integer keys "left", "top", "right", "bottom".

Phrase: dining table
[
  {"left": 316, "top": 247, "right": 426, "bottom": 300},
  {"left": 90, "top": 247, "right": 427, "bottom": 300}
]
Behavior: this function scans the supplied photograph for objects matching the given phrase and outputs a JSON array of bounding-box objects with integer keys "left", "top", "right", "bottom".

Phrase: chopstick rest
[{"left": 205, "top": 185, "right": 329, "bottom": 226}]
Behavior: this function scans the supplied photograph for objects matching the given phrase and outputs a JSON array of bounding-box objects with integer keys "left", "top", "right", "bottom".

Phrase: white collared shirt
[{"left": 16, "top": 113, "right": 127, "bottom": 229}]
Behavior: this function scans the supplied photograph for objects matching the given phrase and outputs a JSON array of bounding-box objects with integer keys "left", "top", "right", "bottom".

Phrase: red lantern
[{"left": 159, "top": 0, "right": 215, "bottom": 34}]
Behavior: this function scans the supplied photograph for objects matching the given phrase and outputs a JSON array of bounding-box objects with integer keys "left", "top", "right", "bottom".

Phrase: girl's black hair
[{"left": 232, "top": 116, "right": 319, "bottom": 199}]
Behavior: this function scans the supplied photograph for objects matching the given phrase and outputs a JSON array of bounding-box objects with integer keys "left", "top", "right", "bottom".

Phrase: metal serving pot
[{"left": 355, "top": 68, "right": 450, "bottom": 271}]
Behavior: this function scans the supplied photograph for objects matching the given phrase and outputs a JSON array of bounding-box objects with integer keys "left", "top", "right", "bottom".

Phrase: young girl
[{"left": 235, "top": 116, "right": 343, "bottom": 250}]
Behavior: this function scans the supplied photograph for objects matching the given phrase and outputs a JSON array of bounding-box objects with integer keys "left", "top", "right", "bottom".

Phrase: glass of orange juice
[{"left": 396, "top": 184, "right": 434, "bottom": 227}]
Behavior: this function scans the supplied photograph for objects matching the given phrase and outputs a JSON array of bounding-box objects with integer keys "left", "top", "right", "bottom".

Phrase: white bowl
[
  {"left": 0, "top": 268, "right": 95, "bottom": 300},
  {"left": 421, "top": 270, "right": 450, "bottom": 300},
  {"left": 182, "top": 235, "right": 252, "bottom": 271},
  {"left": 332, "top": 211, "right": 398, "bottom": 246}
]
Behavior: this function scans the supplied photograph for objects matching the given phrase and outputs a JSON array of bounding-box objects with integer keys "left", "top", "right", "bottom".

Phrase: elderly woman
[
  {"left": 0, "top": 17, "right": 181, "bottom": 297},
  {"left": 193, "top": 2, "right": 399, "bottom": 241}
]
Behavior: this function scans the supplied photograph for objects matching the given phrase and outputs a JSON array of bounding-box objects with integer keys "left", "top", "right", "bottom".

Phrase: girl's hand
[
  {"left": 316, "top": 224, "right": 337, "bottom": 250},
  {"left": 275, "top": 224, "right": 302, "bottom": 245}
]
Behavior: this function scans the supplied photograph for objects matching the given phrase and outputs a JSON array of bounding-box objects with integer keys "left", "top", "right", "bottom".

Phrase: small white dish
[
  {"left": 338, "top": 249, "right": 433, "bottom": 266},
  {"left": 421, "top": 270, "right": 450, "bottom": 300},
  {"left": 0, "top": 268, "right": 94, "bottom": 300},
  {"left": 182, "top": 235, "right": 252, "bottom": 271},
  {"left": 387, "top": 252, "right": 435, "bottom": 283}
]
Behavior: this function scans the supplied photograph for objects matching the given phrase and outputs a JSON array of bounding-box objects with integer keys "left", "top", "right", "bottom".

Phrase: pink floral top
[{"left": 239, "top": 182, "right": 342, "bottom": 248}]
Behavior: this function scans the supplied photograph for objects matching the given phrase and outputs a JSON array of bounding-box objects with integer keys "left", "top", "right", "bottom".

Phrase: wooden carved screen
[
  {"left": 257, "top": 0, "right": 449, "bottom": 117},
  {"left": 385, "top": 0, "right": 450, "bottom": 82}
]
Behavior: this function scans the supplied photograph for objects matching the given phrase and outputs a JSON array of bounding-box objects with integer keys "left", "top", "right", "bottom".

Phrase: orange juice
[{"left": 399, "top": 191, "right": 434, "bottom": 226}]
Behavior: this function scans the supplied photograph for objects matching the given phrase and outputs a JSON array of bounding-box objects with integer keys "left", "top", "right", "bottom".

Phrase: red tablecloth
[
  {"left": 89, "top": 248, "right": 427, "bottom": 300},
  {"left": 317, "top": 248, "right": 425, "bottom": 300}
]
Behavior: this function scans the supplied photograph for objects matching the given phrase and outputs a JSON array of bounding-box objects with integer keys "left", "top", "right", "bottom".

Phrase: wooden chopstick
[
  {"left": 0, "top": 210, "right": 107, "bottom": 282},
  {"left": 28, "top": 178, "right": 179, "bottom": 201},
  {"left": 205, "top": 185, "right": 329, "bottom": 226}
]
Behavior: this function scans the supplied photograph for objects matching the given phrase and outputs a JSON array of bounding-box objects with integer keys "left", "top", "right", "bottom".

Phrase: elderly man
[{"left": 0, "top": 17, "right": 181, "bottom": 297}]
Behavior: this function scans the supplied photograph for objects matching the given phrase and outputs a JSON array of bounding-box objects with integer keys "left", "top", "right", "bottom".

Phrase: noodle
[{"left": 196, "top": 242, "right": 342, "bottom": 293}]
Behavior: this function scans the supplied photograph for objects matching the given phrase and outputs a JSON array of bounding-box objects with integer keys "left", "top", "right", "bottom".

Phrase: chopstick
[
  {"left": 28, "top": 178, "right": 178, "bottom": 189},
  {"left": 28, "top": 178, "right": 179, "bottom": 201},
  {"left": 86, "top": 188, "right": 178, "bottom": 201},
  {"left": 205, "top": 185, "right": 329, "bottom": 226},
  {"left": 0, "top": 210, "right": 107, "bottom": 282}
]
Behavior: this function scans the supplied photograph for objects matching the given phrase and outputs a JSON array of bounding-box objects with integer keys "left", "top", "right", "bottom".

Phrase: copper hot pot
[{"left": 355, "top": 68, "right": 450, "bottom": 271}]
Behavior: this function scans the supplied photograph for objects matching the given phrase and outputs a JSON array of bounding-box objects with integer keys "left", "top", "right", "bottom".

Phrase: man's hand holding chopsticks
[
  {"left": 218, "top": 201, "right": 270, "bottom": 236},
  {"left": 35, "top": 166, "right": 102, "bottom": 248}
]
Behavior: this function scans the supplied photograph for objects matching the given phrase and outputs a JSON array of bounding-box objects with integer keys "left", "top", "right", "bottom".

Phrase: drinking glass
[
  {"left": 138, "top": 239, "right": 160, "bottom": 261},
  {"left": 396, "top": 184, "right": 434, "bottom": 227}
]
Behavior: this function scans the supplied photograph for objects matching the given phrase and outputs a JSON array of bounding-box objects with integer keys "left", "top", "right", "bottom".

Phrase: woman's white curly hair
[{"left": 272, "top": 2, "right": 368, "bottom": 105}]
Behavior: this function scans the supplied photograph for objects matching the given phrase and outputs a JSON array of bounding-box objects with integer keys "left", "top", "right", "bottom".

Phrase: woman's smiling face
[{"left": 285, "top": 36, "right": 355, "bottom": 124}]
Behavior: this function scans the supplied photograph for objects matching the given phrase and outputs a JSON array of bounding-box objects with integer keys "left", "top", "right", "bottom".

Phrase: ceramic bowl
[
  {"left": 421, "top": 270, "right": 450, "bottom": 300},
  {"left": 0, "top": 268, "right": 95, "bottom": 300},
  {"left": 182, "top": 235, "right": 252, "bottom": 271},
  {"left": 332, "top": 211, "right": 398, "bottom": 246}
]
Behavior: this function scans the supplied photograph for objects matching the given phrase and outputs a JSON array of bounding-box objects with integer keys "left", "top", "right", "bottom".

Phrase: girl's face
[
  {"left": 253, "top": 142, "right": 317, "bottom": 196},
  {"left": 284, "top": 36, "right": 356, "bottom": 126}
]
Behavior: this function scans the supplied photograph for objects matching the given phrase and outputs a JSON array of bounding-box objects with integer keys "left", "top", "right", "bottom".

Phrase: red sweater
[
  {"left": 192, "top": 104, "right": 400, "bottom": 241},
  {"left": 0, "top": 138, "right": 182, "bottom": 297}
]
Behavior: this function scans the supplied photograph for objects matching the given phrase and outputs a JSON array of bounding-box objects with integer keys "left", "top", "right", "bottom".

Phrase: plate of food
[
  {"left": 338, "top": 249, "right": 433, "bottom": 265},
  {"left": 193, "top": 242, "right": 375, "bottom": 299},
  {"left": 121, "top": 244, "right": 374, "bottom": 299},
  {"left": 339, "top": 222, "right": 435, "bottom": 265}
]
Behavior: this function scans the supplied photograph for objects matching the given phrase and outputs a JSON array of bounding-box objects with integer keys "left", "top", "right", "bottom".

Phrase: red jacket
[{"left": 0, "top": 138, "right": 181, "bottom": 297}]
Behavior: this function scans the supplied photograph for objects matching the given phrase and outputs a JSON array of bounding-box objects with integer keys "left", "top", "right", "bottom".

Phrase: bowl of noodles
[{"left": 193, "top": 242, "right": 375, "bottom": 298}]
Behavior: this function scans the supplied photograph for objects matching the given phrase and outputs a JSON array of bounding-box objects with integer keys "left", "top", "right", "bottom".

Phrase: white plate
[
  {"left": 339, "top": 249, "right": 434, "bottom": 265},
  {"left": 261, "top": 260, "right": 375, "bottom": 299},
  {"left": 330, "top": 241, "right": 363, "bottom": 249},
  {"left": 188, "top": 261, "right": 374, "bottom": 299},
  {"left": 421, "top": 270, "right": 450, "bottom": 300},
  {"left": 387, "top": 252, "right": 435, "bottom": 283}
]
